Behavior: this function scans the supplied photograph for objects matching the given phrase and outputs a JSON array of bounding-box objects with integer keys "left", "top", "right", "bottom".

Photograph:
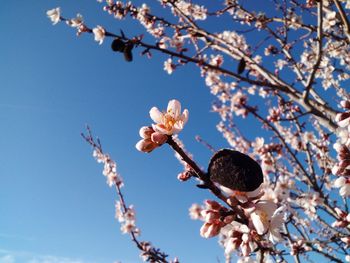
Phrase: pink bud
[
  {"left": 135, "top": 139, "right": 159, "bottom": 153},
  {"left": 340, "top": 100, "right": 350, "bottom": 110},
  {"left": 139, "top": 126, "right": 154, "bottom": 139},
  {"left": 200, "top": 223, "right": 221, "bottom": 238},
  {"left": 341, "top": 236, "right": 350, "bottom": 244},
  {"left": 335, "top": 207, "right": 347, "bottom": 217},
  {"left": 177, "top": 171, "right": 191, "bottom": 181},
  {"left": 205, "top": 200, "right": 222, "bottom": 210},
  {"left": 151, "top": 132, "right": 168, "bottom": 145},
  {"left": 336, "top": 112, "right": 350, "bottom": 127}
]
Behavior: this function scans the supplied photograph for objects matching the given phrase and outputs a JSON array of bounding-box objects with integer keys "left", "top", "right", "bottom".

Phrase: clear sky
[{"left": 0, "top": 1, "right": 257, "bottom": 262}]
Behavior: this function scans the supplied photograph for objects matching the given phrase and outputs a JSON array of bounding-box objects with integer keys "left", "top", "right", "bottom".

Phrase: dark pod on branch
[
  {"left": 123, "top": 42, "right": 134, "bottom": 62},
  {"left": 237, "top": 58, "right": 246, "bottom": 74},
  {"left": 111, "top": 38, "right": 126, "bottom": 52},
  {"left": 208, "top": 149, "right": 263, "bottom": 192}
]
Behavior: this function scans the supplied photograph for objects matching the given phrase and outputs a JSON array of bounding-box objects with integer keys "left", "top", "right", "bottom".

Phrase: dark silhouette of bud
[
  {"left": 237, "top": 58, "right": 246, "bottom": 74},
  {"left": 123, "top": 43, "right": 134, "bottom": 62},
  {"left": 208, "top": 149, "right": 263, "bottom": 192},
  {"left": 111, "top": 38, "right": 125, "bottom": 52}
]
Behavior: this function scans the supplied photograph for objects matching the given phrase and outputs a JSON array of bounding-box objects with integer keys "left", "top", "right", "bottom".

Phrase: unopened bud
[
  {"left": 139, "top": 126, "right": 154, "bottom": 139},
  {"left": 340, "top": 100, "right": 350, "bottom": 110},
  {"left": 151, "top": 132, "right": 168, "bottom": 145},
  {"left": 135, "top": 139, "right": 158, "bottom": 153}
]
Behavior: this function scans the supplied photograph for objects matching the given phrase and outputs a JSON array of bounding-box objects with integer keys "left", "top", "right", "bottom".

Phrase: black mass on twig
[{"left": 208, "top": 149, "right": 263, "bottom": 192}]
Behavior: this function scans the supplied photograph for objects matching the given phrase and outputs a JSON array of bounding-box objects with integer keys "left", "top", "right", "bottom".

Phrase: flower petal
[
  {"left": 340, "top": 185, "right": 350, "bottom": 197},
  {"left": 181, "top": 109, "right": 189, "bottom": 124},
  {"left": 152, "top": 124, "right": 171, "bottom": 135},
  {"left": 167, "top": 99, "right": 181, "bottom": 119},
  {"left": 149, "top": 107, "right": 163, "bottom": 124},
  {"left": 334, "top": 177, "right": 346, "bottom": 188},
  {"left": 251, "top": 212, "right": 266, "bottom": 235}
]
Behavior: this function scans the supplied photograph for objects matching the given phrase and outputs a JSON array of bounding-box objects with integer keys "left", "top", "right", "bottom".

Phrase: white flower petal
[
  {"left": 167, "top": 99, "right": 181, "bottom": 119},
  {"left": 334, "top": 177, "right": 346, "bottom": 188},
  {"left": 149, "top": 107, "right": 163, "bottom": 124},
  {"left": 340, "top": 185, "right": 350, "bottom": 197},
  {"left": 251, "top": 212, "right": 266, "bottom": 235},
  {"left": 181, "top": 109, "right": 189, "bottom": 124}
]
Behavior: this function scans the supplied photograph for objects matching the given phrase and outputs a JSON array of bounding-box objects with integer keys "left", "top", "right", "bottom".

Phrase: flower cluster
[
  {"left": 93, "top": 148, "right": 123, "bottom": 187},
  {"left": 115, "top": 201, "right": 140, "bottom": 235},
  {"left": 333, "top": 100, "right": 350, "bottom": 196},
  {"left": 332, "top": 207, "right": 350, "bottom": 229},
  {"left": 136, "top": 99, "right": 188, "bottom": 152},
  {"left": 190, "top": 197, "right": 285, "bottom": 257}
]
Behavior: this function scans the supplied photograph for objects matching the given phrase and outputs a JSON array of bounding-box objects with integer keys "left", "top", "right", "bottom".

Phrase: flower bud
[
  {"left": 135, "top": 139, "right": 158, "bottom": 153},
  {"left": 139, "top": 126, "right": 154, "bottom": 139},
  {"left": 200, "top": 222, "right": 221, "bottom": 238},
  {"left": 151, "top": 132, "right": 168, "bottom": 145},
  {"left": 340, "top": 100, "right": 350, "bottom": 110}
]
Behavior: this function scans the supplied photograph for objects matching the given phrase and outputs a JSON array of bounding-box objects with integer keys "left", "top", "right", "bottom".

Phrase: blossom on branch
[
  {"left": 150, "top": 99, "right": 189, "bottom": 135},
  {"left": 46, "top": 7, "right": 61, "bottom": 25},
  {"left": 92, "top": 25, "right": 106, "bottom": 45},
  {"left": 66, "top": 13, "right": 83, "bottom": 28}
]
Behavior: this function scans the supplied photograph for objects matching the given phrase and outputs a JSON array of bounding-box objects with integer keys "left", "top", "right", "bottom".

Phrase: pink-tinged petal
[
  {"left": 269, "top": 228, "right": 283, "bottom": 243},
  {"left": 334, "top": 177, "right": 346, "bottom": 188},
  {"left": 338, "top": 117, "right": 350, "bottom": 128},
  {"left": 340, "top": 185, "right": 350, "bottom": 197},
  {"left": 334, "top": 207, "right": 346, "bottom": 217},
  {"left": 167, "top": 99, "right": 181, "bottom": 119},
  {"left": 181, "top": 109, "right": 189, "bottom": 124},
  {"left": 135, "top": 139, "right": 158, "bottom": 153},
  {"left": 151, "top": 132, "right": 168, "bottom": 144},
  {"left": 251, "top": 212, "right": 266, "bottom": 235},
  {"left": 224, "top": 237, "right": 238, "bottom": 255},
  {"left": 241, "top": 243, "right": 251, "bottom": 257},
  {"left": 346, "top": 213, "right": 350, "bottom": 222},
  {"left": 172, "top": 124, "right": 183, "bottom": 134},
  {"left": 139, "top": 126, "right": 154, "bottom": 139},
  {"left": 149, "top": 107, "right": 163, "bottom": 124},
  {"left": 255, "top": 200, "right": 277, "bottom": 218},
  {"left": 152, "top": 124, "right": 171, "bottom": 135}
]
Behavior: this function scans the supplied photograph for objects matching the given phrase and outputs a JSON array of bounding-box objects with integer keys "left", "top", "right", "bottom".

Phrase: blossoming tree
[{"left": 48, "top": 0, "right": 350, "bottom": 262}]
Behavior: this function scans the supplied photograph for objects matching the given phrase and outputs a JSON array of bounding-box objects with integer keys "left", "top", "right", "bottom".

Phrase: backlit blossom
[
  {"left": 334, "top": 176, "right": 350, "bottom": 197},
  {"left": 47, "top": 7, "right": 61, "bottom": 25},
  {"left": 164, "top": 58, "right": 175, "bottom": 74},
  {"left": 249, "top": 200, "right": 284, "bottom": 243},
  {"left": 66, "top": 13, "right": 83, "bottom": 27},
  {"left": 92, "top": 25, "right": 106, "bottom": 45},
  {"left": 150, "top": 99, "right": 189, "bottom": 135}
]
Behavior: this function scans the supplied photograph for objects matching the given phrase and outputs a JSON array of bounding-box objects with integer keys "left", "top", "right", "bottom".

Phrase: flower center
[{"left": 164, "top": 114, "right": 175, "bottom": 130}]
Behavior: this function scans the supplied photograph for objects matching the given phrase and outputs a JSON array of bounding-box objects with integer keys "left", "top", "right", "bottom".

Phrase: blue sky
[{"left": 0, "top": 1, "right": 244, "bottom": 262}]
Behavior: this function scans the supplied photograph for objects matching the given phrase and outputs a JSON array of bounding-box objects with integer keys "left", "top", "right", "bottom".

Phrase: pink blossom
[{"left": 150, "top": 99, "right": 189, "bottom": 135}]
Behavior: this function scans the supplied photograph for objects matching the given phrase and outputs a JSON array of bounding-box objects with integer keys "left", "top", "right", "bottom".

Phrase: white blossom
[
  {"left": 47, "top": 7, "right": 61, "bottom": 25},
  {"left": 92, "top": 25, "right": 106, "bottom": 45}
]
